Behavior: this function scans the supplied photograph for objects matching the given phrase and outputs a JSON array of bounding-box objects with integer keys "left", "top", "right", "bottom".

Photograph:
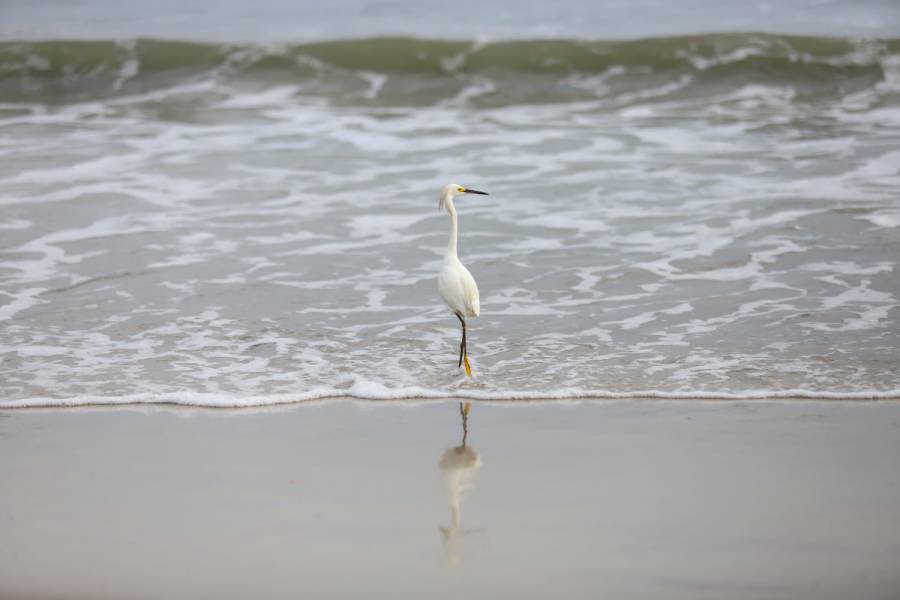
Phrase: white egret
[{"left": 437, "top": 183, "right": 488, "bottom": 377}]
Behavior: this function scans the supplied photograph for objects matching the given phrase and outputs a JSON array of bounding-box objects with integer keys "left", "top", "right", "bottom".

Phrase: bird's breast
[{"left": 437, "top": 261, "right": 480, "bottom": 318}]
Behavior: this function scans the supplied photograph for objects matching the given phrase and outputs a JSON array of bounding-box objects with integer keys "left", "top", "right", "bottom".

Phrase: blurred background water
[
  {"left": 1, "top": 1, "right": 899, "bottom": 405},
  {"left": 2, "top": 0, "right": 899, "bottom": 41}
]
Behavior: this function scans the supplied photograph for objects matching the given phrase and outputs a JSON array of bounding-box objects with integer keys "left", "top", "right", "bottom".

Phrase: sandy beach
[{"left": 1, "top": 399, "right": 898, "bottom": 600}]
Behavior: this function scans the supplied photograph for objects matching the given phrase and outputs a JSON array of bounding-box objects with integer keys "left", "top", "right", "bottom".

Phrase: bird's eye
[{"left": 458, "top": 187, "right": 465, "bottom": 192}]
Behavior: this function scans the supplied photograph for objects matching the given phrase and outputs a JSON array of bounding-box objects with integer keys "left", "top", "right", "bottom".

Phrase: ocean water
[{"left": 1, "top": 2, "right": 899, "bottom": 407}]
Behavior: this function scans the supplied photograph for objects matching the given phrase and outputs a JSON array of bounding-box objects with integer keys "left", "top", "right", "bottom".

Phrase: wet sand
[{"left": 1, "top": 400, "right": 899, "bottom": 599}]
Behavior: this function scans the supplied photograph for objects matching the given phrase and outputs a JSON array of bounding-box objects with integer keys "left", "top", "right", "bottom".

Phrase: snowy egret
[{"left": 437, "top": 184, "right": 488, "bottom": 377}]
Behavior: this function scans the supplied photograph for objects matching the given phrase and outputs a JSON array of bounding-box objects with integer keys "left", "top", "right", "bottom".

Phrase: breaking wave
[{"left": 1, "top": 33, "right": 898, "bottom": 106}]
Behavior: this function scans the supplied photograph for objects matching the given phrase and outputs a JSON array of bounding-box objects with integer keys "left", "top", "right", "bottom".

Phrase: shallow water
[{"left": 1, "top": 18, "right": 900, "bottom": 406}]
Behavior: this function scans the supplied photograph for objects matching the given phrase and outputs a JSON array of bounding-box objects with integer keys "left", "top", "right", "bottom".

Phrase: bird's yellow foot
[
  {"left": 464, "top": 356, "right": 472, "bottom": 377},
  {"left": 462, "top": 401, "right": 472, "bottom": 416}
]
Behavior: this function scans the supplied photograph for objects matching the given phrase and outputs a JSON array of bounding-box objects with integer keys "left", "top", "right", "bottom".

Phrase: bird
[{"left": 437, "top": 183, "right": 488, "bottom": 377}]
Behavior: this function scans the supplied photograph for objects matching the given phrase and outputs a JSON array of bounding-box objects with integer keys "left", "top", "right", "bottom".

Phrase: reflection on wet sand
[{"left": 439, "top": 401, "right": 482, "bottom": 566}]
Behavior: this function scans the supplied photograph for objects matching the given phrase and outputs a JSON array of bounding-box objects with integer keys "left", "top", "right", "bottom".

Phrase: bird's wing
[
  {"left": 438, "top": 261, "right": 481, "bottom": 318},
  {"left": 460, "top": 266, "right": 480, "bottom": 317}
]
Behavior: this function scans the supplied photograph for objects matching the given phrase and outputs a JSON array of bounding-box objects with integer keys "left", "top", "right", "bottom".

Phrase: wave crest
[{"left": 1, "top": 33, "right": 897, "bottom": 106}]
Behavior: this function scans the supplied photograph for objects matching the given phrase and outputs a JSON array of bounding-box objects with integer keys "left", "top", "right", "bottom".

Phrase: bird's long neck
[{"left": 446, "top": 200, "right": 459, "bottom": 259}]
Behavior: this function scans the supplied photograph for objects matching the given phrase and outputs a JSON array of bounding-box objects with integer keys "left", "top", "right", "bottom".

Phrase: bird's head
[{"left": 438, "top": 183, "right": 489, "bottom": 213}]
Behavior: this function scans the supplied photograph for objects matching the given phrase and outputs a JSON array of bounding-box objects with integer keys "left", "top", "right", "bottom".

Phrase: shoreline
[{"left": 3, "top": 389, "right": 900, "bottom": 410}]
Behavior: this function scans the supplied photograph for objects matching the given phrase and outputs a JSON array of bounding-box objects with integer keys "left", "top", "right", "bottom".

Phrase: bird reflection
[{"left": 439, "top": 401, "right": 482, "bottom": 566}]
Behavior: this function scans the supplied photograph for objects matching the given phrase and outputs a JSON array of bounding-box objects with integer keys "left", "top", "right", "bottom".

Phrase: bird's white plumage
[
  {"left": 438, "top": 256, "right": 480, "bottom": 318},
  {"left": 437, "top": 183, "right": 481, "bottom": 319},
  {"left": 436, "top": 183, "right": 486, "bottom": 376}
]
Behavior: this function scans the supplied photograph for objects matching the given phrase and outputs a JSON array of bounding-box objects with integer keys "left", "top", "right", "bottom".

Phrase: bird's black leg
[
  {"left": 455, "top": 312, "right": 466, "bottom": 368},
  {"left": 463, "top": 321, "right": 468, "bottom": 363},
  {"left": 462, "top": 319, "right": 467, "bottom": 365}
]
